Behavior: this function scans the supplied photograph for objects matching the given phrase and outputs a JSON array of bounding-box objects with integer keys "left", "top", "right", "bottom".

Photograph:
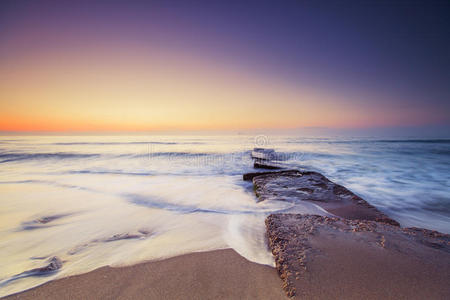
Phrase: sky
[{"left": 0, "top": 0, "right": 449, "bottom": 133}]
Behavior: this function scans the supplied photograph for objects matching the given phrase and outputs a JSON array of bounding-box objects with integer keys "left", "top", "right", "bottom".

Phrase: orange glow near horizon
[
  {"left": 1, "top": 1, "right": 449, "bottom": 134},
  {"left": 0, "top": 43, "right": 433, "bottom": 132}
]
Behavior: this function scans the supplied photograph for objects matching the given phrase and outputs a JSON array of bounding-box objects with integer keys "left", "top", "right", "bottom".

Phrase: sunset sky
[{"left": 1, "top": 0, "right": 449, "bottom": 132}]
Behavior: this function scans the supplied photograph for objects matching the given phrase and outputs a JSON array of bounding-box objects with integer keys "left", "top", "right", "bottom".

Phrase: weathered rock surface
[
  {"left": 243, "top": 170, "right": 298, "bottom": 181},
  {"left": 253, "top": 161, "right": 283, "bottom": 170},
  {"left": 266, "top": 214, "right": 450, "bottom": 299},
  {"left": 31, "top": 256, "right": 63, "bottom": 274},
  {"left": 251, "top": 170, "right": 398, "bottom": 225}
]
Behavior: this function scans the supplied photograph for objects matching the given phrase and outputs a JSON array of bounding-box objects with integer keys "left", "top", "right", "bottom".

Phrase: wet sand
[
  {"left": 5, "top": 170, "right": 450, "bottom": 299},
  {"left": 4, "top": 249, "right": 287, "bottom": 300}
]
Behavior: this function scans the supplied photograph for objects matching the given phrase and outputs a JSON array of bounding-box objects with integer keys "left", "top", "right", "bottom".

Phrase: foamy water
[{"left": 0, "top": 135, "right": 449, "bottom": 296}]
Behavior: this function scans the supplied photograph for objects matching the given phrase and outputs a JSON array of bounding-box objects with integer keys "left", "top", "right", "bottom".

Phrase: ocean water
[{"left": 0, "top": 135, "right": 449, "bottom": 296}]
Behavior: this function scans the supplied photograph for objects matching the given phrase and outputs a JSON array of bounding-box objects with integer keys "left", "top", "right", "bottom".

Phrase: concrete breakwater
[{"left": 244, "top": 168, "right": 450, "bottom": 298}]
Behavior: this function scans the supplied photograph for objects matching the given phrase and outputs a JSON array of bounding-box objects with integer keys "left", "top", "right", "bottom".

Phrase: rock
[
  {"left": 251, "top": 148, "right": 276, "bottom": 160},
  {"left": 21, "top": 257, "right": 63, "bottom": 277},
  {"left": 20, "top": 213, "right": 74, "bottom": 231},
  {"left": 253, "top": 161, "right": 283, "bottom": 170},
  {"left": 33, "top": 256, "right": 63, "bottom": 273},
  {"left": 252, "top": 170, "right": 399, "bottom": 225},
  {"left": 36, "top": 215, "right": 63, "bottom": 224},
  {"left": 243, "top": 170, "right": 299, "bottom": 181},
  {"left": 0, "top": 257, "right": 64, "bottom": 288}
]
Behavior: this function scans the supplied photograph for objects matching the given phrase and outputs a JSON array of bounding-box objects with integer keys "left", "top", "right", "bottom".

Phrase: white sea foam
[{"left": 0, "top": 135, "right": 449, "bottom": 296}]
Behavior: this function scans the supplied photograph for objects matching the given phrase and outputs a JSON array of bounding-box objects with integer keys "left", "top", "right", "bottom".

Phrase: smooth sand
[{"left": 4, "top": 249, "right": 287, "bottom": 300}]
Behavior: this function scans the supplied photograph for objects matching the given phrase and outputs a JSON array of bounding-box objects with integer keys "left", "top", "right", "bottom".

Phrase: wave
[
  {"left": 0, "top": 139, "right": 27, "bottom": 143},
  {"left": 126, "top": 193, "right": 290, "bottom": 215},
  {"left": 127, "top": 193, "right": 243, "bottom": 214},
  {"left": 61, "top": 170, "right": 249, "bottom": 177},
  {"left": 287, "top": 139, "right": 450, "bottom": 144},
  {"left": 372, "top": 139, "right": 450, "bottom": 144},
  {"left": 50, "top": 141, "right": 204, "bottom": 145},
  {"left": 68, "top": 170, "right": 153, "bottom": 176},
  {"left": 0, "top": 152, "right": 100, "bottom": 163},
  {"left": 389, "top": 197, "right": 450, "bottom": 216},
  {"left": 131, "top": 151, "right": 234, "bottom": 159},
  {"left": 146, "top": 151, "right": 210, "bottom": 157},
  {"left": 0, "top": 179, "right": 97, "bottom": 193},
  {"left": 0, "top": 150, "right": 249, "bottom": 167},
  {"left": 0, "top": 180, "right": 38, "bottom": 184}
]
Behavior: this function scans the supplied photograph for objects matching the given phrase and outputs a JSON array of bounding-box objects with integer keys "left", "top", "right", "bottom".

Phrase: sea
[{"left": 0, "top": 135, "right": 449, "bottom": 296}]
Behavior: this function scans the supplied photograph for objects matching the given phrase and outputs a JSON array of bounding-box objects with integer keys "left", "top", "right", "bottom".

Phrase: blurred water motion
[{"left": 0, "top": 135, "right": 449, "bottom": 296}]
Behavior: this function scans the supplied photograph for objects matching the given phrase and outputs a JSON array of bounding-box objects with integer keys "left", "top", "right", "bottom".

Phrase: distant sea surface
[{"left": 0, "top": 135, "right": 449, "bottom": 296}]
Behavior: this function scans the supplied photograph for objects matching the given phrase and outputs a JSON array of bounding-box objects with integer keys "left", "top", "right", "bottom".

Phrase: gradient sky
[{"left": 1, "top": 0, "right": 449, "bottom": 132}]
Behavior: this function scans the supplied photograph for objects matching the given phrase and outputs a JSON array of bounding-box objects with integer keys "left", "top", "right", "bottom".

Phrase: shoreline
[
  {"left": 3, "top": 168, "right": 449, "bottom": 299},
  {"left": 3, "top": 249, "right": 286, "bottom": 300}
]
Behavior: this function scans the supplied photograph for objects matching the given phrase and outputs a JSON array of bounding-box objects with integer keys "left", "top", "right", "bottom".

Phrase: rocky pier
[{"left": 244, "top": 160, "right": 450, "bottom": 299}]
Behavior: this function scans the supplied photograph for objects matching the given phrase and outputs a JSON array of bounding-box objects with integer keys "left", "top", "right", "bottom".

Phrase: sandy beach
[
  {"left": 1, "top": 141, "right": 449, "bottom": 299},
  {"left": 2, "top": 0, "right": 450, "bottom": 297},
  {"left": 6, "top": 216, "right": 450, "bottom": 300},
  {"left": 4, "top": 249, "right": 286, "bottom": 300}
]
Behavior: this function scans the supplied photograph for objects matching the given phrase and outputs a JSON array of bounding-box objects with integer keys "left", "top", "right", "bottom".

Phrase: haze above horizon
[{"left": 1, "top": 0, "right": 449, "bottom": 132}]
